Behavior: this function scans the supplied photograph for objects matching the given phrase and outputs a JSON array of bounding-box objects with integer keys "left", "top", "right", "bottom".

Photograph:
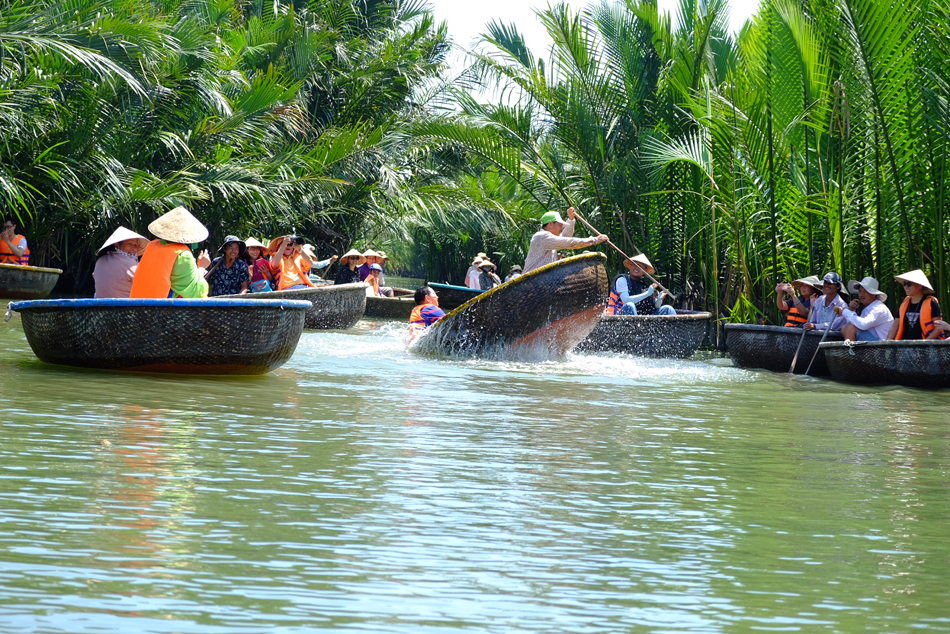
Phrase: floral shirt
[{"left": 206, "top": 256, "right": 250, "bottom": 296}]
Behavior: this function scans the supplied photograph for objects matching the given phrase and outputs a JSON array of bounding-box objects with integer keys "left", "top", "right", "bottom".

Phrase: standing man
[
  {"left": 0, "top": 218, "right": 29, "bottom": 266},
  {"left": 523, "top": 207, "right": 607, "bottom": 274}
]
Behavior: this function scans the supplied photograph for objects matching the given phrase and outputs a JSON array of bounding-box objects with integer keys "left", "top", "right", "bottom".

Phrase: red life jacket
[
  {"left": 0, "top": 234, "right": 29, "bottom": 266},
  {"left": 130, "top": 240, "right": 188, "bottom": 298},
  {"left": 896, "top": 295, "right": 946, "bottom": 340}
]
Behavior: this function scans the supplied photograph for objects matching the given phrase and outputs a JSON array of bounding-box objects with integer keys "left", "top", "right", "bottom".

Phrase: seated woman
[
  {"left": 93, "top": 227, "right": 149, "bottom": 298},
  {"left": 409, "top": 286, "right": 446, "bottom": 342},
  {"left": 245, "top": 237, "right": 279, "bottom": 292},
  {"left": 130, "top": 206, "right": 212, "bottom": 299},
  {"left": 269, "top": 236, "right": 315, "bottom": 291},
  {"left": 206, "top": 236, "right": 250, "bottom": 296},
  {"left": 334, "top": 249, "right": 365, "bottom": 285},
  {"left": 834, "top": 276, "right": 894, "bottom": 341},
  {"left": 802, "top": 272, "right": 848, "bottom": 331},
  {"left": 605, "top": 254, "right": 676, "bottom": 316},
  {"left": 775, "top": 276, "right": 822, "bottom": 327},
  {"left": 478, "top": 259, "right": 499, "bottom": 291},
  {"left": 886, "top": 269, "right": 949, "bottom": 340}
]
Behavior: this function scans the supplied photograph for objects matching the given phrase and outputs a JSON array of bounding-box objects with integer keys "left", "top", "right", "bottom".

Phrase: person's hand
[
  {"left": 594, "top": 234, "right": 608, "bottom": 244},
  {"left": 803, "top": 322, "right": 815, "bottom": 330},
  {"left": 651, "top": 283, "right": 659, "bottom": 290},
  {"left": 330, "top": 255, "right": 338, "bottom": 262},
  {"left": 934, "top": 319, "right": 949, "bottom": 332},
  {"left": 566, "top": 207, "right": 576, "bottom": 220},
  {"left": 849, "top": 299, "right": 860, "bottom": 311},
  {"left": 197, "top": 249, "right": 211, "bottom": 268},
  {"left": 833, "top": 306, "right": 843, "bottom": 315}
]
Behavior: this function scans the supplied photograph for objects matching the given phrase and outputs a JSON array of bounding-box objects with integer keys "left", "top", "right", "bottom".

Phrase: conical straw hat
[
  {"left": 341, "top": 248, "right": 366, "bottom": 266},
  {"left": 244, "top": 237, "right": 270, "bottom": 254},
  {"left": 362, "top": 249, "right": 380, "bottom": 258},
  {"left": 147, "top": 207, "right": 208, "bottom": 244},
  {"left": 626, "top": 253, "right": 655, "bottom": 274},
  {"left": 895, "top": 269, "right": 935, "bottom": 293},
  {"left": 96, "top": 226, "right": 149, "bottom": 256},
  {"left": 792, "top": 275, "right": 823, "bottom": 294}
]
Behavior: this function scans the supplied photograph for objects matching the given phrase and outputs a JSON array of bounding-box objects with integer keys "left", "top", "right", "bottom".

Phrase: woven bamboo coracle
[
  {"left": 576, "top": 310, "right": 713, "bottom": 358},
  {"left": 725, "top": 323, "right": 843, "bottom": 375},
  {"left": 229, "top": 282, "right": 367, "bottom": 329},
  {"left": 8, "top": 298, "right": 310, "bottom": 374},
  {"left": 365, "top": 293, "right": 415, "bottom": 319},
  {"left": 414, "top": 253, "right": 609, "bottom": 360},
  {"left": 820, "top": 339, "right": 950, "bottom": 388},
  {"left": 0, "top": 263, "right": 62, "bottom": 299}
]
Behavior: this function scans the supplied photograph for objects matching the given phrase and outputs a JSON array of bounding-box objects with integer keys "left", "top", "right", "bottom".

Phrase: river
[{"left": 1, "top": 303, "right": 949, "bottom": 632}]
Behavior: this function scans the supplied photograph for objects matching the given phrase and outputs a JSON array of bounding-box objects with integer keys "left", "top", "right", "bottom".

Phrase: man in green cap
[{"left": 523, "top": 207, "right": 608, "bottom": 273}]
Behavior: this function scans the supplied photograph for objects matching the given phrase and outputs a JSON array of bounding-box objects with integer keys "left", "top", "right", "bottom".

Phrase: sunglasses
[{"left": 902, "top": 281, "right": 916, "bottom": 288}]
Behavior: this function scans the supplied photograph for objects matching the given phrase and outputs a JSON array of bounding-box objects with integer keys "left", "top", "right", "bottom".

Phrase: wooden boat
[
  {"left": 0, "top": 263, "right": 63, "bottom": 299},
  {"left": 7, "top": 298, "right": 309, "bottom": 374},
  {"left": 227, "top": 282, "right": 367, "bottom": 329},
  {"left": 725, "top": 323, "right": 843, "bottom": 375},
  {"left": 427, "top": 282, "right": 484, "bottom": 311},
  {"left": 413, "top": 253, "right": 609, "bottom": 359},
  {"left": 820, "top": 340, "right": 950, "bottom": 388},
  {"left": 576, "top": 310, "right": 713, "bottom": 358},
  {"left": 364, "top": 288, "right": 415, "bottom": 319}
]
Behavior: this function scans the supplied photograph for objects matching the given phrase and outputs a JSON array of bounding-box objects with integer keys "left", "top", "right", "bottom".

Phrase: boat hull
[
  {"left": 820, "top": 340, "right": 950, "bottom": 388},
  {"left": 364, "top": 292, "right": 415, "bottom": 319},
  {"left": 427, "top": 283, "right": 484, "bottom": 311},
  {"left": 0, "top": 263, "right": 62, "bottom": 299},
  {"left": 414, "top": 254, "right": 609, "bottom": 359},
  {"left": 8, "top": 298, "right": 309, "bottom": 374},
  {"left": 576, "top": 310, "right": 713, "bottom": 358},
  {"left": 229, "top": 283, "right": 367, "bottom": 329},
  {"left": 725, "top": 323, "right": 843, "bottom": 375}
]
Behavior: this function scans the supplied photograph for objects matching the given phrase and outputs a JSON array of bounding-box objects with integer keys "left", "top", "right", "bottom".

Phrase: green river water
[{"left": 1, "top": 300, "right": 949, "bottom": 633}]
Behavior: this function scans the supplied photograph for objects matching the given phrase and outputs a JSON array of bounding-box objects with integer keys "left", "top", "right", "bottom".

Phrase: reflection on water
[{"left": 1, "top": 305, "right": 950, "bottom": 632}]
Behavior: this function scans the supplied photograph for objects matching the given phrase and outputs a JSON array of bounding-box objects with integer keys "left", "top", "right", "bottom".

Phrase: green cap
[{"left": 540, "top": 211, "right": 565, "bottom": 225}]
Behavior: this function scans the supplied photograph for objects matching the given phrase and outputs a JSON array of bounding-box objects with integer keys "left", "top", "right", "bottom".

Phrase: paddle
[
  {"left": 788, "top": 303, "right": 815, "bottom": 373},
  {"left": 803, "top": 316, "right": 835, "bottom": 376},
  {"left": 572, "top": 210, "right": 676, "bottom": 300}
]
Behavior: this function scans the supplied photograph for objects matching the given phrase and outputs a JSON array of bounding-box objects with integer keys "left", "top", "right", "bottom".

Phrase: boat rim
[
  {"left": 0, "top": 262, "right": 63, "bottom": 274},
  {"left": 725, "top": 322, "right": 833, "bottom": 335},
  {"left": 602, "top": 310, "right": 712, "bottom": 322},
  {"left": 8, "top": 298, "right": 313, "bottom": 310},
  {"left": 819, "top": 339, "right": 950, "bottom": 349}
]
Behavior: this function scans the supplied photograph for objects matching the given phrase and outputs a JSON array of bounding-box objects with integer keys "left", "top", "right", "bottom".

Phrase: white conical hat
[
  {"left": 895, "top": 269, "right": 935, "bottom": 293},
  {"left": 626, "top": 253, "right": 655, "bottom": 274},
  {"left": 147, "top": 207, "right": 208, "bottom": 244},
  {"left": 847, "top": 276, "right": 887, "bottom": 302},
  {"left": 96, "top": 227, "right": 149, "bottom": 256},
  {"left": 362, "top": 249, "right": 380, "bottom": 258},
  {"left": 244, "top": 237, "right": 270, "bottom": 253},
  {"left": 341, "top": 248, "right": 366, "bottom": 265}
]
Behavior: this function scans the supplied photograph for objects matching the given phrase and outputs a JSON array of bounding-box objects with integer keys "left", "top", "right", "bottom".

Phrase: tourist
[
  {"left": 130, "top": 206, "right": 212, "bottom": 298},
  {"left": 92, "top": 227, "right": 149, "bottom": 298},
  {"left": 802, "top": 272, "right": 848, "bottom": 331},
  {"left": 465, "top": 256, "right": 484, "bottom": 289},
  {"left": 505, "top": 265, "right": 523, "bottom": 282},
  {"left": 409, "top": 286, "right": 446, "bottom": 341},
  {"left": 605, "top": 254, "right": 676, "bottom": 316},
  {"left": 206, "top": 235, "right": 250, "bottom": 296},
  {"left": 523, "top": 207, "right": 608, "bottom": 273},
  {"left": 301, "top": 244, "right": 336, "bottom": 277},
  {"left": 478, "top": 260, "right": 499, "bottom": 291},
  {"left": 364, "top": 263, "right": 387, "bottom": 296},
  {"left": 334, "top": 248, "right": 365, "bottom": 285},
  {"left": 886, "top": 269, "right": 949, "bottom": 340},
  {"left": 775, "top": 276, "right": 822, "bottom": 328},
  {"left": 830, "top": 276, "right": 894, "bottom": 341},
  {"left": 359, "top": 249, "right": 381, "bottom": 281},
  {"left": 245, "top": 237, "right": 279, "bottom": 292},
  {"left": 375, "top": 250, "right": 391, "bottom": 287},
  {"left": 0, "top": 217, "right": 29, "bottom": 266},
  {"left": 268, "top": 235, "right": 315, "bottom": 291}
]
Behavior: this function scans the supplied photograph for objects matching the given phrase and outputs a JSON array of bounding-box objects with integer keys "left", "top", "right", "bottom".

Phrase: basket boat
[
  {"left": 576, "top": 310, "right": 713, "bottom": 358},
  {"left": 0, "top": 263, "right": 63, "bottom": 299},
  {"left": 725, "top": 323, "right": 843, "bottom": 375},
  {"left": 227, "top": 283, "right": 367, "bottom": 329},
  {"left": 364, "top": 288, "right": 415, "bottom": 319},
  {"left": 819, "top": 340, "right": 950, "bottom": 388},
  {"left": 427, "top": 283, "right": 484, "bottom": 311},
  {"left": 413, "top": 253, "right": 609, "bottom": 360},
  {"left": 7, "top": 298, "right": 309, "bottom": 374}
]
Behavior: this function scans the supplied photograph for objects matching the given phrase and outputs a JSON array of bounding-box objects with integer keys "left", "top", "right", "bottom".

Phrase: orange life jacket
[
  {"left": 276, "top": 254, "right": 315, "bottom": 291},
  {"left": 129, "top": 240, "right": 188, "bottom": 298},
  {"left": 409, "top": 304, "right": 428, "bottom": 338},
  {"left": 783, "top": 300, "right": 810, "bottom": 328},
  {"left": 896, "top": 295, "right": 946, "bottom": 340},
  {"left": 0, "top": 234, "right": 29, "bottom": 266},
  {"left": 366, "top": 274, "right": 380, "bottom": 296}
]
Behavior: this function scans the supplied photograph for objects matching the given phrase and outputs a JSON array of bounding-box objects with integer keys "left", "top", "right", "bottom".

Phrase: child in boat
[
  {"left": 409, "top": 286, "right": 446, "bottom": 342},
  {"left": 886, "top": 270, "right": 949, "bottom": 340},
  {"left": 605, "top": 254, "right": 676, "bottom": 316},
  {"left": 776, "top": 276, "right": 822, "bottom": 327},
  {"left": 833, "top": 276, "right": 894, "bottom": 340},
  {"left": 802, "top": 272, "right": 847, "bottom": 331}
]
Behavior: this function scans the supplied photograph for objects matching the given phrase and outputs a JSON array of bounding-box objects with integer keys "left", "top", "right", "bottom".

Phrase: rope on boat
[{"left": 3, "top": 306, "right": 13, "bottom": 322}]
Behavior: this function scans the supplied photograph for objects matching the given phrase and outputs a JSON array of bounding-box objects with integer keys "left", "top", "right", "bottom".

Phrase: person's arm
[
  {"left": 886, "top": 318, "right": 900, "bottom": 340},
  {"left": 533, "top": 231, "right": 602, "bottom": 252},
  {"left": 311, "top": 257, "right": 334, "bottom": 270},
  {"left": 842, "top": 303, "right": 890, "bottom": 330},
  {"left": 775, "top": 284, "right": 791, "bottom": 311},
  {"left": 926, "top": 298, "right": 944, "bottom": 339},
  {"left": 298, "top": 249, "right": 314, "bottom": 267},
  {"left": 1, "top": 233, "right": 26, "bottom": 256},
  {"left": 169, "top": 250, "right": 209, "bottom": 298},
  {"left": 618, "top": 277, "right": 655, "bottom": 305}
]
